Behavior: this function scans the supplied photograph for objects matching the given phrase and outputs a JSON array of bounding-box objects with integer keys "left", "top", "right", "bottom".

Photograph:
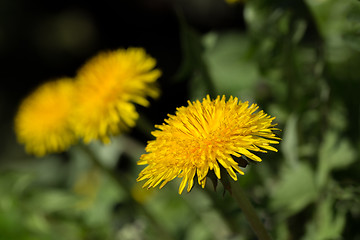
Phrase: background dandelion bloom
[
  {"left": 137, "top": 95, "right": 280, "bottom": 194},
  {"left": 14, "top": 78, "right": 76, "bottom": 157},
  {"left": 72, "top": 47, "right": 161, "bottom": 143}
]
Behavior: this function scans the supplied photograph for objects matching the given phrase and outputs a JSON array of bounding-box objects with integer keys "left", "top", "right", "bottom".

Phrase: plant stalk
[{"left": 230, "top": 180, "right": 272, "bottom": 240}]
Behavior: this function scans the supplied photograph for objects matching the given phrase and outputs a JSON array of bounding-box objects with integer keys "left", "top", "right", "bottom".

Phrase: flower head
[
  {"left": 137, "top": 95, "right": 280, "bottom": 194},
  {"left": 72, "top": 47, "right": 161, "bottom": 143},
  {"left": 15, "top": 78, "right": 76, "bottom": 156}
]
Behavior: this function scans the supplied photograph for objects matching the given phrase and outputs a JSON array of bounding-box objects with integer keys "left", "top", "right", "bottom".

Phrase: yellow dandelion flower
[
  {"left": 137, "top": 95, "right": 280, "bottom": 194},
  {"left": 15, "top": 78, "right": 76, "bottom": 157},
  {"left": 72, "top": 47, "right": 161, "bottom": 143}
]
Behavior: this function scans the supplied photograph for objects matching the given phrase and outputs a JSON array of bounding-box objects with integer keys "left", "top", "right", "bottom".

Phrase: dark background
[{"left": 0, "top": 0, "right": 244, "bottom": 150}]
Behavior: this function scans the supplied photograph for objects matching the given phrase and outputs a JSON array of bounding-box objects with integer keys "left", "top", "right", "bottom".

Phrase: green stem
[
  {"left": 78, "top": 144, "right": 175, "bottom": 240},
  {"left": 230, "top": 180, "right": 272, "bottom": 240}
]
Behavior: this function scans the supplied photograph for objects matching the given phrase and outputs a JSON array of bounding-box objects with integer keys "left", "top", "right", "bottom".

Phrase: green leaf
[
  {"left": 28, "top": 190, "right": 78, "bottom": 213},
  {"left": 270, "top": 162, "right": 317, "bottom": 217},
  {"left": 274, "top": 221, "right": 291, "bottom": 240},
  {"left": 317, "top": 131, "right": 357, "bottom": 188},
  {"left": 280, "top": 114, "right": 298, "bottom": 166},
  {"left": 202, "top": 31, "right": 259, "bottom": 97},
  {"left": 24, "top": 213, "right": 49, "bottom": 234},
  {"left": 80, "top": 173, "right": 125, "bottom": 226},
  {"left": 305, "top": 0, "right": 360, "bottom": 81},
  {"left": 339, "top": 2, "right": 360, "bottom": 79},
  {"left": 303, "top": 196, "right": 346, "bottom": 240},
  {"left": 184, "top": 221, "right": 213, "bottom": 240}
]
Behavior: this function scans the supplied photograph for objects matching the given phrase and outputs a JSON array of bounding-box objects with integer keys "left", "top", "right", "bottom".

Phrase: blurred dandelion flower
[
  {"left": 137, "top": 95, "right": 280, "bottom": 194},
  {"left": 15, "top": 78, "right": 76, "bottom": 157},
  {"left": 72, "top": 48, "right": 161, "bottom": 143}
]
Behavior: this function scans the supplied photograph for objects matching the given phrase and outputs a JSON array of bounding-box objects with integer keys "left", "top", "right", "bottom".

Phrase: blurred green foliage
[{"left": 1, "top": 0, "right": 360, "bottom": 239}]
